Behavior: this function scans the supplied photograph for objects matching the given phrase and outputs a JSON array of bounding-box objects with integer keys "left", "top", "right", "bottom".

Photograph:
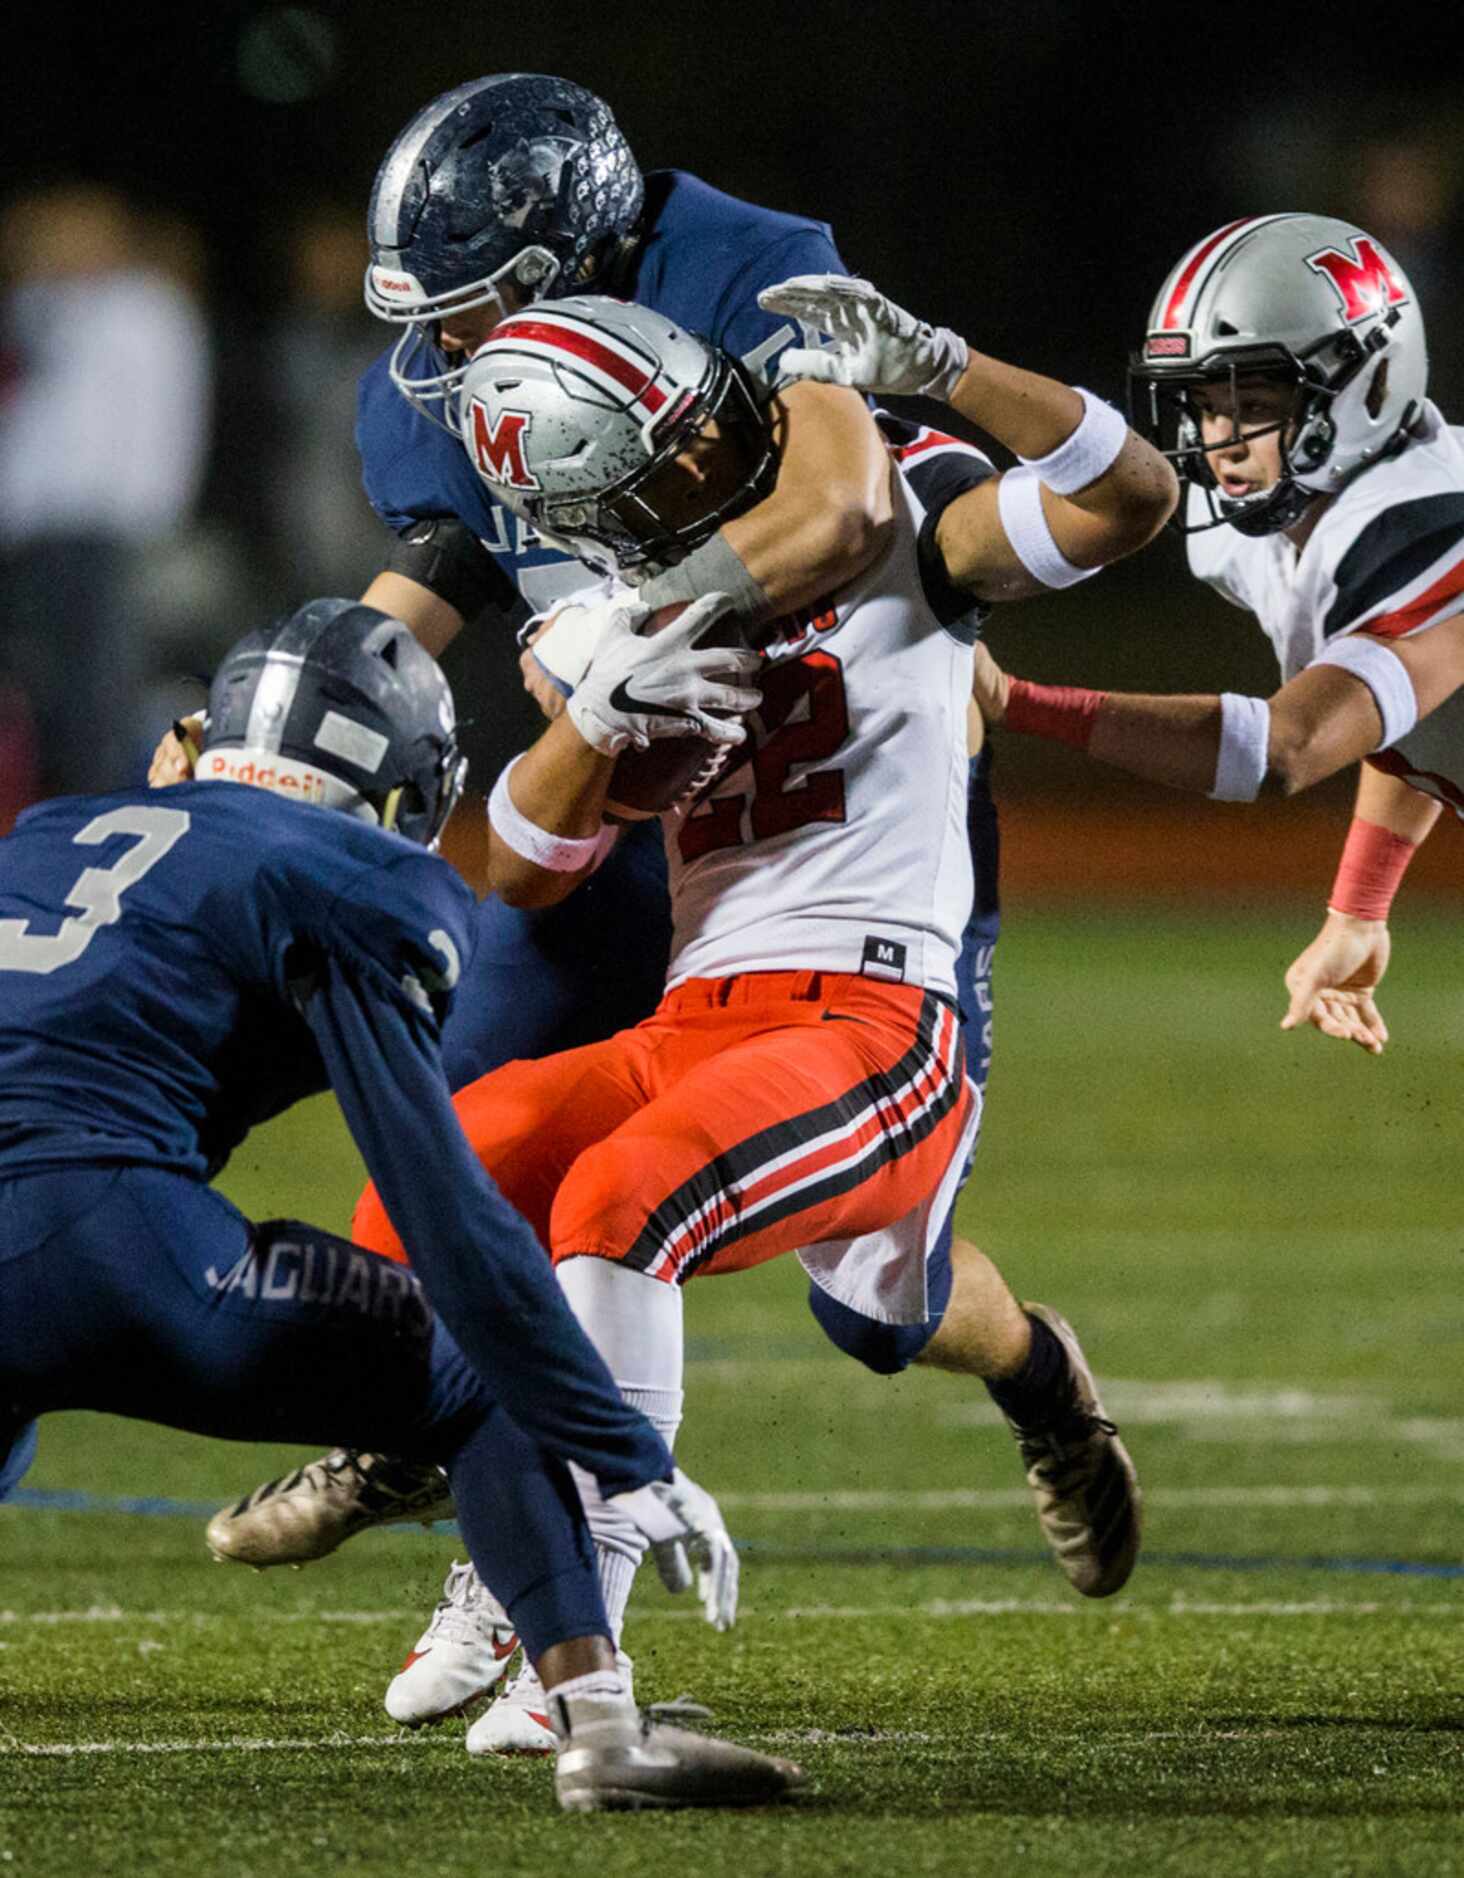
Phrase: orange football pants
[{"left": 353, "top": 970, "right": 972, "bottom": 1286}]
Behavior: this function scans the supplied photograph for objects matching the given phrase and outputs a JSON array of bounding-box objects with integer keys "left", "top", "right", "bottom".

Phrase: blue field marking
[
  {"left": 8, "top": 1487, "right": 220, "bottom": 1518},
  {"left": 8, "top": 1486, "right": 1464, "bottom": 1580}
]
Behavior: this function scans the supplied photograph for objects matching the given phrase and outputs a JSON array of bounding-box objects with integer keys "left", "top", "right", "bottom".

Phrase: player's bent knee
[
  {"left": 806, "top": 1279, "right": 942, "bottom": 1376},
  {"left": 548, "top": 1142, "right": 658, "bottom": 1268},
  {"left": 248, "top": 1219, "right": 432, "bottom": 1338}
]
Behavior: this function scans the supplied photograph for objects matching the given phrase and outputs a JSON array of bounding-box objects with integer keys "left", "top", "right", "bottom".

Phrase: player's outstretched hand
[
  {"left": 758, "top": 274, "right": 970, "bottom": 400},
  {"left": 148, "top": 715, "right": 203, "bottom": 787},
  {"left": 567, "top": 592, "right": 761, "bottom": 757},
  {"left": 609, "top": 1466, "right": 740, "bottom": 1632},
  {"left": 1280, "top": 910, "right": 1392, "bottom": 1054}
]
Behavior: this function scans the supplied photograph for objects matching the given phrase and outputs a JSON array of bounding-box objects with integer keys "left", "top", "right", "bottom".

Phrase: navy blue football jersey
[
  {"left": 0, "top": 781, "right": 670, "bottom": 1487},
  {"left": 355, "top": 169, "right": 846, "bottom": 614},
  {"left": 0, "top": 784, "right": 471, "bottom": 1182}
]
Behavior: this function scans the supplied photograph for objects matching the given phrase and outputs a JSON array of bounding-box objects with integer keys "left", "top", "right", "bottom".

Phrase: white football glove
[
  {"left": 608, "top": 1466, "right": 740, "bottom": 1632},
  {"left": 567, "top": 592, "right": 761, "bottom": 757},
  {"left": 520, "top": 583, "right": 620, "bottom": 698},
  {"left": 758, "top": 274, "right": 970, "bottom": 400}
]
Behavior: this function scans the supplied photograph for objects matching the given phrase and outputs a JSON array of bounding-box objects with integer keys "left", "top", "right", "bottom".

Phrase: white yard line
[
  {"left": 2, "top": 1595, "right": 1459, "bottom": 1634},
  {"left": 718, "top": 1483, "right": 1461, "bottom": 1511},
  {"left": 0, "top": 1734, "right": 443, "bottom": 1758}
]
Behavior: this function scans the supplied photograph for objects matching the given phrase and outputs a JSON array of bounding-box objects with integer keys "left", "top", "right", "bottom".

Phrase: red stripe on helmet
[
  {"left": 1159, "top": 217, "right": 1264, "bottom": 331},
  {"left": 491, "top": 316, "right": 668, "bottom": 414}
]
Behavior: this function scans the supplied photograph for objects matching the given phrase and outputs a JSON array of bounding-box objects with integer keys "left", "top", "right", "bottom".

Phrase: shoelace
[
  {"left": 421, "top": 1563, "right": 513, "bottom": 1646},
  {"left": 1019, "top": 1412, "right": 1119, "bottom": 1475}
]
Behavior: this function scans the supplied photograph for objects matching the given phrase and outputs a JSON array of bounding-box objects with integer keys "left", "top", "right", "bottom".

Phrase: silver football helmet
[
  {"left": 457, "top": 296, "right": 778, "bottom": 575},
  {"left": 1130, "top": 213, "right": 1428, "bottom": 535}
]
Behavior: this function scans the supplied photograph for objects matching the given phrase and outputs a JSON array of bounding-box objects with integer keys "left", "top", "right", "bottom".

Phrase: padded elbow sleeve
[{"left": 384, "top": 518, "right": 520, "bottom": 623}]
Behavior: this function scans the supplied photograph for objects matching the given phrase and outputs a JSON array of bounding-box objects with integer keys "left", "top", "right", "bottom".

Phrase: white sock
[
  {"left": 557, "top": 1261, "right": 686, "bottom": 1644},
  {"left": 545, "top": 1668, "right": 628, "bottom": 1704}
]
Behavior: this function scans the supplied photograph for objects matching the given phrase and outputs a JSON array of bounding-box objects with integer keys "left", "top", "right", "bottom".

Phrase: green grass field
[{"left": 3, "top": 906, "right": 1461, "bottom": 1877}]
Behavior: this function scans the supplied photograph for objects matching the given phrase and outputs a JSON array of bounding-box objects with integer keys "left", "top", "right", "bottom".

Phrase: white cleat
[
  {"left": 551, "top": 1693, "right": 803, "bottom": 1813},
  {"left": 466, "top": 1649, "right": 634, "bottom": 1758},
  {"left": 1008, "top": 1303, "right": 1142, "bottom": 1599},
  {"left": 205, "top": 1449, "right": 456, "bottom": 1569},
  {"left": 384, "top": 1561, "right": 520, "bottom": 1726}
]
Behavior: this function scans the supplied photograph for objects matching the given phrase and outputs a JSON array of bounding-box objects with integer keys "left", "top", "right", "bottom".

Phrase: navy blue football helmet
[
  {"left": 201, "top": 600, "right": 466, "bottom": 848},
  {"left": 365, "top": 73, "right": 644, "bottom": 430}
]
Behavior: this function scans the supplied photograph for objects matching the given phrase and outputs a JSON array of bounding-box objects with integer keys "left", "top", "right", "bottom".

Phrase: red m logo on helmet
[
  {"left": 467, "top": 402, "right": 538, "bottom": 489},
  {"left": 1305, "top": 238, "right": 1409, "bottom": 324}
]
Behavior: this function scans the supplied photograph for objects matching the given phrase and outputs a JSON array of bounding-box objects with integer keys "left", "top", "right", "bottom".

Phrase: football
[{"left": 602, "top": 602, "right": 748, "bottom": 820}]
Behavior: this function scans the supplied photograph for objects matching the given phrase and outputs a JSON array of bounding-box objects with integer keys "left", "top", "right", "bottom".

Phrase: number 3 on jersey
[
  {"left": 678, "top": 653, "right": 849, "bottom": 863},
  {"left": 0, "top": 806, "right": 190, "bottom": 975}
]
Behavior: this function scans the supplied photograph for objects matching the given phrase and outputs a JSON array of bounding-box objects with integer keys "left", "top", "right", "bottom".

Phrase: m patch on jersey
[{"left": 861, "top": 935, "right": 908, "bottom": 983}]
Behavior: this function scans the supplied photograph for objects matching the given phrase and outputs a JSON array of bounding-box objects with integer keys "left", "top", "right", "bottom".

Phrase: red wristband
[
  {"left": 1003, "top": 678, "right": 1109, "bottom": 750},
  {"left": 1327, "top": 816, "right": 1417, "bottom": 922}
]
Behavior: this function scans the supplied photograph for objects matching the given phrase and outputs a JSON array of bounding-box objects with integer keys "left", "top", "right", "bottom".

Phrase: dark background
[{"left": 6, "top": 0, "right": 1464, "bottom": 797}]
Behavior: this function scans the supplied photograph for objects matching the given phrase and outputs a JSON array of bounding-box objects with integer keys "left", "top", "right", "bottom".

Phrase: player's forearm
[
  {"left": 1004, "top": 658, "right": 1398, "bottom": 801},
  {"left": 948, "top": 355, "right": 1086, "bottom": 461},
  {"left": 713, "top": 383, "right": 894, "bottom": 615},
  {"left": 360, "top": 571, "right": 465, "bottom": 658},
  {"left": 719, "top": 464, "right": 891, "bottom": 612},
  {"left": 1086, "top": 692, "right": 1223, "bottom": 791},
  {"left": 1000, "top": 678, "right": 1224, "bottom": 791},
  {"left": 950, "top": 355, "right": 1176, "bottom": 560},
  {"left": 1354, "top": 761, "right": 1443, "bottom": 844},
  {"left": 485, "top": 719, "right": 612, "bottom": 907}
]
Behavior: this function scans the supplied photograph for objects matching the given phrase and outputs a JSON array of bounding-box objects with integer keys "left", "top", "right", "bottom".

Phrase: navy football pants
[{"left": 0, "top": 1165, "right": 606, "bottom": 1661}]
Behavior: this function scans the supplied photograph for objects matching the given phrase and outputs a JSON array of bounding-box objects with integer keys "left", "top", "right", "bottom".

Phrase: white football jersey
[
  {"left": 664, "top": 470, "right": 978, "bottom": 998},
  {"left": 1187, "top": 404, "right": 1464, "bottom": 814}
]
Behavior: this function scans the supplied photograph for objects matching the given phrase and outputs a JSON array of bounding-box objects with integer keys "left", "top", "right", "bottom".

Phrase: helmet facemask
[
  {"left": 371, "top": 246, "right": 562, "bottom": 436},
  {"left": 1132, "top": 347, "right": 1324, "bottom": 536}
]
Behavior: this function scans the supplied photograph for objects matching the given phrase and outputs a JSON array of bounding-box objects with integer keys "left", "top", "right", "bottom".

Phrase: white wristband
[
  {"left": 1209, "top": 693, "right": 1270, "bottom": 801},
  {"left": 1310, "top": 634, "right": 1418, "bottom": 750},
  {"left": 487, "top": 758, "right": 606, "bottom": 873},
  {"left": 996, "top": 466, "right": 1100, "bottom": 590},
  {"left": 1019, "top": 389, "right": 1129, "bottom": 496}
]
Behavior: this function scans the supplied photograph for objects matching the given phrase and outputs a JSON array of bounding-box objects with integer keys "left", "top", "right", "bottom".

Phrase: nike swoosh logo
[
  {"left": 401, "top": 1649, "right": 431, "bottom": 1670},
  {"left": 607, "top": 675, "right": 699, "bottom": 722},
  {"left": 491, "top": 1634, "right": 519, "bottom": 1661}
]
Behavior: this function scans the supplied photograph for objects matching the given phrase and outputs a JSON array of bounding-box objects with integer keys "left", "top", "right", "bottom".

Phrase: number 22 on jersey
[{"left": 678, "top": 653, "right": 849, "bottom": 863}]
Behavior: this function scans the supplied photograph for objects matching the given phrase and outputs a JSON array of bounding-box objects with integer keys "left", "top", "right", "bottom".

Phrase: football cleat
[
  {"left": 384, "top": 1560, "right": 519, "bottom": 1726},
  {"left": 551, "top": 1693, "right": 804, "bottom": 1813},
  {"left": 1007, "top": 1304, "right": 1141, "bottom": 1598},
  {"left": 466, "top": 1648, "right": 635, "bottom": 1758},
  {"left": 205, "top": 1448, "right": 455, "bottom": 1568}
]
